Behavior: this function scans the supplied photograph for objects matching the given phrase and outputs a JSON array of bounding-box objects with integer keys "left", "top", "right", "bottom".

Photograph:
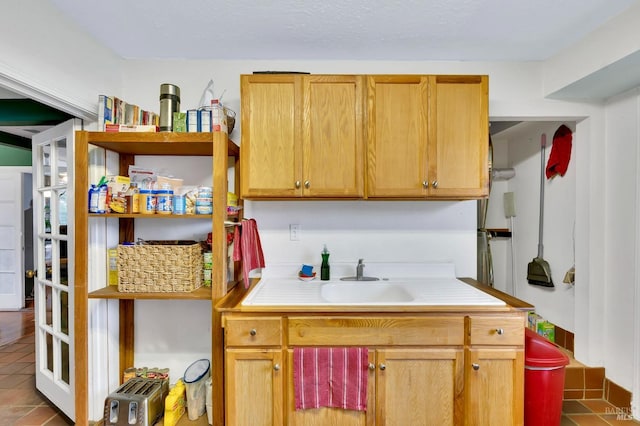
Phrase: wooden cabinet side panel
[
  {"left": 73, "top": 131, "right": 89, "bottom": 424},
  {"left": 428, "top": 75, "right": 489, "bottom": 198},
  {"left": 240, "top": 75, "right": 301, "bottom": 197},
  {"left": 304, "top": 75, "right": 364, "bottom": 197},
  {"left": 376, "top": 348, "right": 463, "bottom": 426},
  {"left": 366, "top": 76, "right": 429, "bottom": 197}
]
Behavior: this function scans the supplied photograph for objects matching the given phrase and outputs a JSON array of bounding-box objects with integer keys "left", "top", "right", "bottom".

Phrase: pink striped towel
[
  {"left": 232, "top": 219, "right": 265, "bottom": 288},
  {"left": 293, "top": 347, "right": 369, "bottom": 411}
]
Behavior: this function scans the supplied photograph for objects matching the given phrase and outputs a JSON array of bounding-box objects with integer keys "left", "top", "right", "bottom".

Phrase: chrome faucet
[
  {"left": 356, "top": 259, "right": 365, "bottom": 281},
  {"left": 339, "top": 259, "right": 379, "bottom": 281}
]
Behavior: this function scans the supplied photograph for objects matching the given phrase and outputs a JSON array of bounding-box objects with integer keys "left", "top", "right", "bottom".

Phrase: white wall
[
  {"left": 602, "top": 89, "right": 640, "bottom": 391},
  {"left": 490, "top": 122, "right": 577, "bottom": 331},
  {"left": 0, "top": 0, "right": 123, "bottom": 115}
]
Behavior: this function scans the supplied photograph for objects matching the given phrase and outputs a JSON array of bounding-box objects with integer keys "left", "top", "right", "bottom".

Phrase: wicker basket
[{"left": 117, "top": 240, "right": 203, "bottom": 292}]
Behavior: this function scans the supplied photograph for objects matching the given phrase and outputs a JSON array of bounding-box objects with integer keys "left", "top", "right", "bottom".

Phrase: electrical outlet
[{"left": 289, "top": 224, "right": 300, "bottom": 241}]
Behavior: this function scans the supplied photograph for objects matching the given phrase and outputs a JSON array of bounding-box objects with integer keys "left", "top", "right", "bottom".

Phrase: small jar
[{"left": 139, "top": 189, "right": 156, "bottom": 214}]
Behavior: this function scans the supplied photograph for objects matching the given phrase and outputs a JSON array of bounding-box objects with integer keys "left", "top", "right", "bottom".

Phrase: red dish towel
[
  {"left": 232, "top": 219, "right": 265, "bottom": 288},
  {"left": 293, "top": 347, "right": 369, "bottom": 411}
]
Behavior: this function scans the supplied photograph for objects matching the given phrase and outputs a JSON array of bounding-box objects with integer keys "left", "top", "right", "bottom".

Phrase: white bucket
[{"left": 183, "top": 359, "right": 210, "bottom": 421}]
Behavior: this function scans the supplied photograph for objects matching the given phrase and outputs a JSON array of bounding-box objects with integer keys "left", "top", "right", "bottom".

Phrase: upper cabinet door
[
  {"left": 366, "top": 75, "right": 429, "bottom": 198},
  {"left": 427, "top": 75, "right": 489, "bottom": 199},
  {"left": 303, "top": 75, "right": 364, "bottom": 198},
  {"left": 240, "top": 74, "right": 302, "bottom": 198}
]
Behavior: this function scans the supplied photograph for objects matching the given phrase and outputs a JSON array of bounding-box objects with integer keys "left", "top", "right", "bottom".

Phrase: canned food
[
  {"left": 203, "top": 269, "right": 212, "bottom": 287},
  {"left": 196, "top": 197, "right": 213, "bottom": 215},
  {"left": 203, "top": 252, "right": 213, "bottom": 270},
  {"left": 173, "top": 194, "right": 185, "bottom": 215}
]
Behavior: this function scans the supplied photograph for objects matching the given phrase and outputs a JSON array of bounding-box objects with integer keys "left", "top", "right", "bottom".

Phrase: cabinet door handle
[
  {"left": 495, "top": 328, "right": 504, "bottom": 335},
  {"left": 472, "top": 363, "right": 480, "bottom": 371},
  {"left": 304, "top": 180, "right": 310, "bottom": 189},
  {"left": 422, "top": 180, "right": 429, "bottom": 188},
  {"left": 295, "top": 181, "right": 301, "bottom": 189},
  {"left": 379, "top": 363, "right": 386, "bottom": 371},
  {"left": 432, "top": 180, "right": 438, "bottom": 188},
  {"left": 249, "top": 329, "right": 257, "bottom": 336},
  {"left": 273, "top": 364, "right": 280, "bottom": 371},
  {"left": 368, "top": 363, "right": 375, "bottom": 371}
]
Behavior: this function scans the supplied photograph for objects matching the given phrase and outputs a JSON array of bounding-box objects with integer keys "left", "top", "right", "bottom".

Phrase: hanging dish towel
[
  {"left": 546, "top": 124, "right": 573, "bottom": 179},
  {"left": 293, "top": 347, "right": 369, "bottom": 411},
  {"left": 232, "top": 218, "right": 265, "bottom": 288}
]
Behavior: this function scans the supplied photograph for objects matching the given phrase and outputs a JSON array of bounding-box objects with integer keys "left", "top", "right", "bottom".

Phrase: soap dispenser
[{"left": 321, "top": 245, "right": 330, "bottom": 281}]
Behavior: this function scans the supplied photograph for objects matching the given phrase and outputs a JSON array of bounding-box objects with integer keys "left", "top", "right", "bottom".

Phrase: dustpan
[{"left": 528, "top": 134, "right": 554, "bottom": 287}]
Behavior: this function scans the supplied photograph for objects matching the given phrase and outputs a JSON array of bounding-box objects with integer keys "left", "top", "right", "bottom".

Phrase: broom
[{"left": 527, "top": 133, "right": 554, "bottom": 287}]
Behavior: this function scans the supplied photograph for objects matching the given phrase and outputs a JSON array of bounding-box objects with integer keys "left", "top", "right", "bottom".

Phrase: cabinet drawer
[
  {"left": 289, "top": 316, "right": 464, "bottom": 346},
  {"left": 225, "top": 317, "right": 283, "bottom": 347},
  {"left": 468, "top": 316, "right": 525, "bottom": 346}
]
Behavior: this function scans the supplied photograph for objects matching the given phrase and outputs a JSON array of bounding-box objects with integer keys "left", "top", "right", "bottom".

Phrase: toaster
[{"left": 103, "top": 378, "right": 168, "bottom": 426}]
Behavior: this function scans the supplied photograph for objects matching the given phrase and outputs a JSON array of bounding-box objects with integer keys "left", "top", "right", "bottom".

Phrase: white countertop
[{"left": 241, "top": 262, "right": 506, "bottom": 307}]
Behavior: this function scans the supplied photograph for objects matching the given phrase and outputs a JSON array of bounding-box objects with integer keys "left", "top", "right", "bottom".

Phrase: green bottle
[{"left": 321, "top": 244, "right": 330, "bottom": 281}]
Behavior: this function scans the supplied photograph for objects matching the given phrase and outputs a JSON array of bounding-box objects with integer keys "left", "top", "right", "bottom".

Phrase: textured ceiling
[{"left": 48, "top": 0, "right": 637, "bottom": 61}]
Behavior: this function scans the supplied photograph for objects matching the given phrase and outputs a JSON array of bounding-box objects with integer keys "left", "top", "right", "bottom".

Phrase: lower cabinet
[
  {"left": 465, "top": 348, "right": 524, "bottom": 425},
  {"left": 223, "top": 313, "right": 525, "bottom": 426},
  {"left": 225, "top": 349, "right": 284, "bottom": 426},
  {"left": 375, "top": 348, "right": 464, "bottom": 425}
]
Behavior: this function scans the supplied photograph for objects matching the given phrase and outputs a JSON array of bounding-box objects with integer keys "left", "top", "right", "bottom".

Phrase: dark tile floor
[
  {"left": 0, "top": 304, "right": 73, "bottom": 425},
  {"left": 0, "top": 304, "right": 637, "bottom": 425}
]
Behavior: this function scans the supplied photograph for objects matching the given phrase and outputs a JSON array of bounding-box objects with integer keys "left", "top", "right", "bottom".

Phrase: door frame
[{"left": 0, "top": 166, "right": 32, "bottom": 310}]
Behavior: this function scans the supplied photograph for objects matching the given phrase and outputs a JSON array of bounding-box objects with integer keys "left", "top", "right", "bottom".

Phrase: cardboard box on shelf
[{"left": 537, "top": 320, "right": 555, "bottom": 342}]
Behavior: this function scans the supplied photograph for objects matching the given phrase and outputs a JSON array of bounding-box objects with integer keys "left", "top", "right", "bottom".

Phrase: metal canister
[{"left": 159, "top": 84, "right": 181, "bottom": 132}]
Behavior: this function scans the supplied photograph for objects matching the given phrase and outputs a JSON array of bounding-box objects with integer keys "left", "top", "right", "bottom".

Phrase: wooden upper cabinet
[
  {"left": 240, "top": 74, "right": 301, "bottom": 198},
  {"left": 241, "top": 74, "right": 364, "bottom": 198},
  {"left": 242, "top": 73, "right": 488, "bottom": 200},
  {"left": 427, "top": 75, "right": 489, "bottom": 199},
  {"left": 367, "top": 74, "right": 489, "bottom": 199},
  {"left": 367, "top": 75, "right": 429, "bottom": 198}
]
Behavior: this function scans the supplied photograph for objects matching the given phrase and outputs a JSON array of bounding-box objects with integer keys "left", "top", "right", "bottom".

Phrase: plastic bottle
[
  {"left": 88, "top": 185, "right": 99, "bottom": 213},
  {"left": 97, "top": 183, "right": 108, "bottom": 214},
  {"left": 321, "top": 244, "right": 330, "bottom": 281},
  {"left": 124, "top": 182, "right": 140, "bottom": 214},
  {"left": 210, "top": 99, "right": 227, "bottom": 134}
]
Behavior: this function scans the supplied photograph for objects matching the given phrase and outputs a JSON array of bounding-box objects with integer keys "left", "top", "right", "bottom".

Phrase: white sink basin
[{"left": 320, "top": 282, "right": 414, "bottom": 304}]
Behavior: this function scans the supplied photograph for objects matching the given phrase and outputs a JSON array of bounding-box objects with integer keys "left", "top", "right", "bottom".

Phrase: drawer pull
[
  {"left": 368, "top": 363, "right": 375, "bottom": 371},
  {"left": 495, "top": 328, "right": 504, "bottom": 335},
  {"left": 249, "top": 329, "right": 257, "bottom": 336},
  {"left": 295, "top": 181, "right": 301, "bottom": 189},
  {"left": 304, "top": 180, "right": 310, "bottom": 189},
  {"left": 379, "top": 363, "right": 386, "bottom": 371},
  {"left": 273, "top": 364, "right": 280, "bottom": 371},
  {"left": 422, "top": 180, "right": 429, "bottom": 188},
  {"left": 472, "top": 363, "right": 480, "bottom": 371}
]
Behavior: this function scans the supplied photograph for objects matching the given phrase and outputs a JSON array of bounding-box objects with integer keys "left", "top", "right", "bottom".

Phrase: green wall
[{"left": 0, "top": 145, "right": 31, "bottom": 166}]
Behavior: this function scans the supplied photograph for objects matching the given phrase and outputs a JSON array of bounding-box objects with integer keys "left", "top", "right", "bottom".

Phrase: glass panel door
[{"left": 32, "top": 119, "right": 77, "bottom": 420}]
